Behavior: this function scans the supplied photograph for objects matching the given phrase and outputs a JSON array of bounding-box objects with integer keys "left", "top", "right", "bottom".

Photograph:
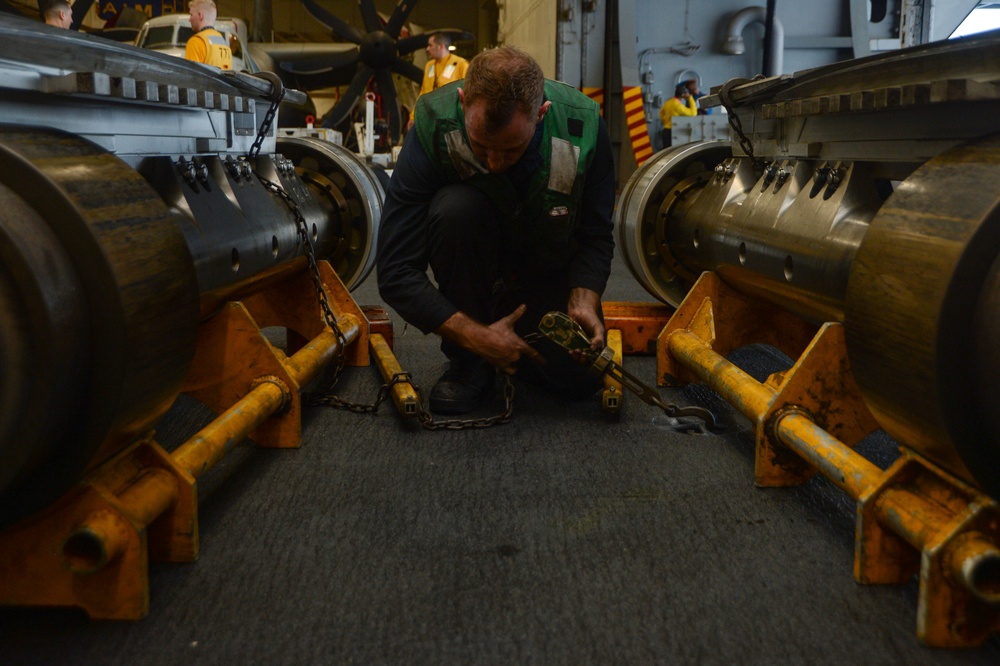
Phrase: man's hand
[
  {"left": 436, "top": 306, "right": 544, "bottom": 375},
  {"left": 566, "top": 287, "right": 605, "bottom": 363}
]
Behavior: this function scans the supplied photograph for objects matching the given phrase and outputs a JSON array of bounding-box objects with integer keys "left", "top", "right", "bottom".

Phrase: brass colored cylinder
[
  {"left": 0, "top": 129, "right": 199, "bottom": 527},
  {"left": 846, "top": 136, "right": 1000, "bottom": 496}
]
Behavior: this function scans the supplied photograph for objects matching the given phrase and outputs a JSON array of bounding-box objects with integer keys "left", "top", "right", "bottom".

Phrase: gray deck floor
[{"left": 2, "top": 254, "right": 999, "bottom": 665}]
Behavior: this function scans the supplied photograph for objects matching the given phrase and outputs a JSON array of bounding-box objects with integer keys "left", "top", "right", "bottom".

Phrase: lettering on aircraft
[{"left": 98, "top": 0, "right": 185, "bottom": 21}]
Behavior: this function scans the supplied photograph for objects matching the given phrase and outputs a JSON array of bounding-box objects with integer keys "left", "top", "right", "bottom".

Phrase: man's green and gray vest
[{"left": 413, "top": 79, "right": 600, "bottom": 272}]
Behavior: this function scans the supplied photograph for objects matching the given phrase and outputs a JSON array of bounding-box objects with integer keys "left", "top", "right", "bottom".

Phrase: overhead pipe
[
  {"left": 722, "top": 5, "right": 784, "bottom": 76},
  {"left": 762, "top": 0, "right": 777, "bottom": 75}
]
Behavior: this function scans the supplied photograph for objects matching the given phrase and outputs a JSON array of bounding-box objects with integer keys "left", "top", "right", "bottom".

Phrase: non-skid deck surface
[{"left": 2, "top": 256, "right": 998, "bottom": 665}]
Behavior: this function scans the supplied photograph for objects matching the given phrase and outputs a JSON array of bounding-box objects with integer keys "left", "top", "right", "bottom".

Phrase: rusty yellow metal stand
[
  {"left": 604, "top": 301, "right": 674, "bottom": 356},
  {"left": 654, "top": 272, "right": 1000, "bottom": 646},
  {"left": 601, "top": 329, "right": 624, "bottom": 415},
  {"left": 0, "top": 261, "right": 368, "bottom": 619},
  {"left": 370, "top": 333, "right": 420, "bottom": 419},
  {"left": 600, "top": 302, "right": 675, "bottom": 417}
]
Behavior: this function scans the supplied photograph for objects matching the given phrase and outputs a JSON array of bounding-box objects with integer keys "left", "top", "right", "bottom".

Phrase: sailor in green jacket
[{"left": 378, "top": 47, "right": 615, "bottom": 414}]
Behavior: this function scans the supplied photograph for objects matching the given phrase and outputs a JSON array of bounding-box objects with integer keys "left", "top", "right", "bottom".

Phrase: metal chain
[
  {"left": 725, "top": 110, "right": 764, "bottom": 170},
  {"left": 248, "top": 74, "right": 285, "bottom": 161},
  {"left": 248, "top": 88, "right": 354, "bottom": 405},
  {"left": 307, "top": 368, "right": 515, "bottom": 429},
  {"left": 415, "top": 375, "right": 515, "bottom": 430},
  {"left": 306, "top": 372, "right": 412, "bottom": 412},
  {"left": 254, "top": 174, "right": 349, "bottom": 368},
  {"left": 246, "top": 85, "right": 514, "bottom": 429},
  {"left": 718, "top": 76, "right": 766, "bottom": 171}
]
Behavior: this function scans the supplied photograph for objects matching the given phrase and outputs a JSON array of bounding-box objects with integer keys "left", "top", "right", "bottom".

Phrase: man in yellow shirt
[
  {"left": 658, "top": 82, "right": 697, "bottom": 149},
  {"left": 406, "top": 32, "right": 468, "bottom": 130},
  {"left": 184, "top": 0, "right": 233, "bottom": 70}
]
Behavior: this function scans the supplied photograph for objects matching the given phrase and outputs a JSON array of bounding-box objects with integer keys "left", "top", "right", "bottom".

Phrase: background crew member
[
  {"left": 684, "top": 79, "right": 710, "bottom": 115},
  {"left": 658, "top": 82, "right": 698, "bottom": 149},
  {"left": 41, "top": 0, "right": 73, "bottom": 29},
  {"left": 184, "top": 0, "right": 232, "bottom": 70},
  {"left": 406, "top": 32, "right": 469, "bottom": 131}
]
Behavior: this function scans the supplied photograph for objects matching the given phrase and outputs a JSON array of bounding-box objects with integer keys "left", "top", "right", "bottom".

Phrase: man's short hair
[
  {"left": 40, "top": 0, "right": 71, "bottom": 20},
  {"left": 429, "top": 31, "right": 453, "bottom": 48},
  {"left": 463, "top": 46, "right": 544, "bottom": 131},
  {"left": 189, "top": 0, "right": 217, "bottom": 13}
]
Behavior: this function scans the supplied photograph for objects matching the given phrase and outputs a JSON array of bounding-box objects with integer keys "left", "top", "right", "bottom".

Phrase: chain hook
[
  {"left": 247, "top": 72, "right": 285, "bottom": 161},
  {"left": 718, "top": 76, "right": 766, "bottom": 172}
]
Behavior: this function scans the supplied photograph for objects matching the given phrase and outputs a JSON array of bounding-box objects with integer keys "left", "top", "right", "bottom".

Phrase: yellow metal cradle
[
  {"left": 655, "top": 272, "right": 1000, "bottom": 647},
  {"left": 0, "top": 262, "right": 368, "bottom": 619}
]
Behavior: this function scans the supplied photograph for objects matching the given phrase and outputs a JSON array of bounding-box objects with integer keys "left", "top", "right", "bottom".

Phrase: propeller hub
[{"left": 359, "top": 31, "right": 397, "bottom": 69}]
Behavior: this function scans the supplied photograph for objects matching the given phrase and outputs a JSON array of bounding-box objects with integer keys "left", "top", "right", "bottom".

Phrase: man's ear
[
  {"left": 458, "top": 87, "right": 465, "bottom": 111},
  {"left": 537, "top": 101, "right": 552, "bottom": 123}
]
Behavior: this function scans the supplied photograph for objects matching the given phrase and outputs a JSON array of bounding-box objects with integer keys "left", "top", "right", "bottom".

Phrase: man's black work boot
[{"left": 429, "top": 357, "right": 497, "bottom": 414}]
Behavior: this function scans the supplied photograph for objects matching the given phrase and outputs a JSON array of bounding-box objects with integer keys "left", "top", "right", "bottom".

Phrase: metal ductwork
[{"left": 722, "top": 6, "right": 784, "bottom": 76}]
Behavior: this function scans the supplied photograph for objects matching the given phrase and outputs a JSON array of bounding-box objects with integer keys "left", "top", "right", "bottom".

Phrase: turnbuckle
[{"left": 538, "top": 312, "right": 719, "bottom": 432}]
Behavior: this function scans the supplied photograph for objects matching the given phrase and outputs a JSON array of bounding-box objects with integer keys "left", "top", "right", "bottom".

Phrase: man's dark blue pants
[{"left": 425, "top": 183, "right": 603, "bottom": 400}]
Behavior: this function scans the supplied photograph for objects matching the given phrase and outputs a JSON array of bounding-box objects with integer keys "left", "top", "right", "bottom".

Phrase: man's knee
[{"left": 428, "top": 184, "right": 497, "bottom": 244}]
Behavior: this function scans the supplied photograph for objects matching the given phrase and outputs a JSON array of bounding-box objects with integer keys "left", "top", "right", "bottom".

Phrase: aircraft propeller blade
[
  {"left": 279, "top": 51, "right": 361, "bottom": 76},
  {"left": 357, "top": 0, "right": 383, "bottom": 34},
  {"left": 397, "top": 29, "right": 474, "bottom": 56},
  {"left": 375, "top": 67, "right": 401, "bottom": 146},
  {"left": 395, "top": 34, "right": 430, "bottom": 56},
  {"left": 390, "top": 56, "right": 424, "bottom": 84},
  {"left": 71, "top": 0, "right": 95, "bottom": 30},
  {"left": 322, "top": 64, "right": 375, "bottom": 129},
  {"left": 302, "top": 0, "right": 365, "bottom": 44},
  {"left": 293, "top": 0, "right": 475, "bottom": 143},
  {"left": 440, "top": 29, "right": 476, "bottom": 43},
  {"left": 280, "top": 62, "right": 334, "bottom": 77},
  {"left": 385, "top": 0, "right": 418, "bottom": 39}
]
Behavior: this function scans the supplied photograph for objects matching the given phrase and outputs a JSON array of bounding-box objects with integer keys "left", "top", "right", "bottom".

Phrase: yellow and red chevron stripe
[
  {"left": 583, "top": 87, "right": 604, "bottom": 116},
  {"left": 622, "top": 86, "right": 653, "bottom": 166}
]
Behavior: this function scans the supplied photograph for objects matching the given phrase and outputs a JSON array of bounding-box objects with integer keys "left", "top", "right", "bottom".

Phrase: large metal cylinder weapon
[
  {"left": 0, "top": 18, "right": 382, "bottom": 526},
  {"left": 617, "top": 30, "right": 1000, "bottom": 501}
]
